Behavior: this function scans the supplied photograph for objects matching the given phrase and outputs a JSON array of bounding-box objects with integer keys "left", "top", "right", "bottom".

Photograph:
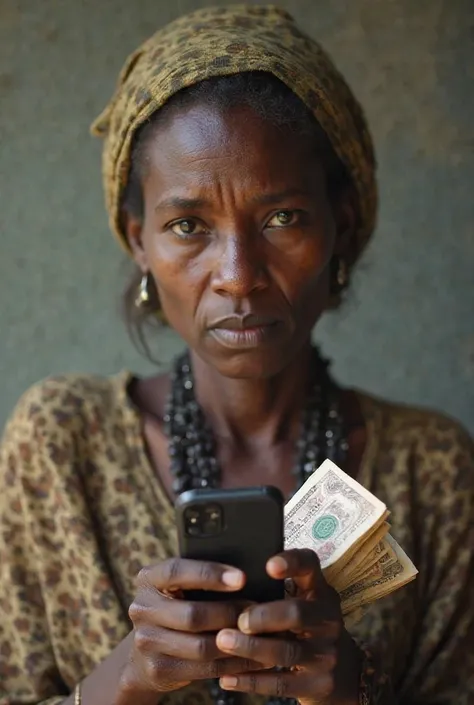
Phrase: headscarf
[{"left": 91, "top": 4, "right": 377, "bottom": 260}]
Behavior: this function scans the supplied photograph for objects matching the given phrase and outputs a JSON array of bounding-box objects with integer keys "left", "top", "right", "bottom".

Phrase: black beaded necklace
[{"left": 164, "top": 347, "right": 348, "bottom": 705}]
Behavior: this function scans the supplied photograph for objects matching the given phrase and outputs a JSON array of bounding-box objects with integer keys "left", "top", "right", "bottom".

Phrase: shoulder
[
  {"left": 359, "top": 390, "right": 474, "bottom": 500},
  {"left": 360, "top": 390, "right": 473, "bottom": 455},
  {"left": 1, "top": 371, "right": 133, "bottom": 451}
]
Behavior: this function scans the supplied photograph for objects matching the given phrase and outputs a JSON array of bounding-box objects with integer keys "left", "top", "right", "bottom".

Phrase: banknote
[
  {"left": 285, "top": 460, "right": 387, "bottom": 570},
  {"left": 284, "top": 460, "right": 418, "bottom": 616}
]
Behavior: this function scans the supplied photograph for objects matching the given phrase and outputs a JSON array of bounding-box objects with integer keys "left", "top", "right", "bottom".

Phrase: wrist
[{"left": 115, "top": 667, "right": 161, "bottom": 705}]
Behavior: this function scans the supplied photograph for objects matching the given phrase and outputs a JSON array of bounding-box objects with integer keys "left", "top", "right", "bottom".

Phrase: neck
[{"left": 191, "top": 342, "right": 319, "bottom": 447}]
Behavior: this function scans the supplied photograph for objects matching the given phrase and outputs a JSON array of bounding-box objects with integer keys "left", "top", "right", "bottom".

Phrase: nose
[{"left": 211, "top": 235, "right": 268, "bottom": 299}]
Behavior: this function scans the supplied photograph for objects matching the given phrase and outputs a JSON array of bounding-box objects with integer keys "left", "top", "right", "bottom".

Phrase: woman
[{"left": 0, "top": 5, "right": 473, "bottom": 705}]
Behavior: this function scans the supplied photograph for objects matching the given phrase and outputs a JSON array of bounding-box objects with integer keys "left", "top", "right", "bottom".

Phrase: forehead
[{"left": 141, "top": 103, "right": 325, "bottom": 193}]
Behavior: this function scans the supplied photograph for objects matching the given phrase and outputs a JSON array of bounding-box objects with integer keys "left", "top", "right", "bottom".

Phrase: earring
[
  {"left": 337, "top": 258, "right": 348, "bottom": 288},
  {"left": 330, "top": 257, "right": 348, "bottom": 294},
  {"left": 135, "top": 273, "right": 151, "bottom": 308}
]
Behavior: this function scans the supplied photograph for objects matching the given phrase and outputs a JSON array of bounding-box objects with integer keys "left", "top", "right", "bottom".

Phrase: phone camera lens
[
  {"left": 184, "top": 508, "right": 202, "bottom": 536},
  {"left": 202, "top": 505, "right": 223, "bottom": 535}
]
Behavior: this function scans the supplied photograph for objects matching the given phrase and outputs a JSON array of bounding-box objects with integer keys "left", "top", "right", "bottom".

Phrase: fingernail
[
  {"left": 238, "top": 611, "right": 250, "bottom": 633},
  {"left": 222, "top": 570, "right": 243, "bottom": 588},
  {"left": 220, "top": 676, "right": 238, "bottom": 689},
  {"left": 270, "top": 556, "right": 288, "bottom": 573},
  {"left": 217, "top": 630, "right": 237, "bottom": 650}
]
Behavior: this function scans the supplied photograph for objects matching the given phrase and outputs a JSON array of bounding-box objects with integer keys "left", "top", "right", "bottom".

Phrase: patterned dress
[{"left": 0, "top": 372, "right": 473, "bottom": 704}]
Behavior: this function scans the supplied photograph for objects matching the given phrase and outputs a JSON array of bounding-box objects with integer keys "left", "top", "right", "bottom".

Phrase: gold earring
[
  {"left": 330, "top": 256, "right": 349, "bottom": 295},
  {"left": 135, "top": 273, "right": 151, "bottom": 308},
  {"left": 337, "top": 258, "right": 348, "bottom": 288}
]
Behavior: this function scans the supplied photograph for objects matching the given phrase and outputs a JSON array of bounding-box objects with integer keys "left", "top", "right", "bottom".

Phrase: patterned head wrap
[{"left": 91, "top": 4, "right": 377, "bottom": 260}]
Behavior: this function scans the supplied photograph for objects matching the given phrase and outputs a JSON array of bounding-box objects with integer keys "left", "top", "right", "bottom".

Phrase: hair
[{"left": 120, "top": 72, "right": 353, "bottom": 359}]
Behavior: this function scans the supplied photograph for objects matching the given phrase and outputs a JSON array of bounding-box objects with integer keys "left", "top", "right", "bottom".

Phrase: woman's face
[{"left": 126, "top": 103, "right": 351, "bottom": 379}]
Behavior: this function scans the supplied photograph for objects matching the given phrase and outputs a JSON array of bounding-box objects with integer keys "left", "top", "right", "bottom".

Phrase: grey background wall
[{"left": 1, "top": 0, "right": 473, "bottom": 432}]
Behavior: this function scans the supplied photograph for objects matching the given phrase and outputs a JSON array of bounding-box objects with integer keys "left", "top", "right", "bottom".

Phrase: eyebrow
[
  {"left": 154, "top": 189, "right": 312, "bottom": 212},
  {"left": 155, "top": 197, "right": 208, "bottom": 211}
]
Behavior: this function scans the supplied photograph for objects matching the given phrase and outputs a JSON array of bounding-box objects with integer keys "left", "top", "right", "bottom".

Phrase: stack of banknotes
[{"left": 285, "top": 459, "right": 418, "bottom": 621}]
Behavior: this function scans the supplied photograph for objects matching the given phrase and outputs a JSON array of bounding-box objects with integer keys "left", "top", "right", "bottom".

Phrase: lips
[
  {"left": 208, "top": 313, "right": 280, "bottom": 331},
  {"left": 207, "top": 313, "right": 283, "bottom": 350}
]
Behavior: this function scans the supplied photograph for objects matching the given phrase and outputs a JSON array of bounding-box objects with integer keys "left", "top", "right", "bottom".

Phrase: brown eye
[
  {"left": 267, "top": 210, "right": 297, "bottom": 227},
  {"left": 170, "top": 219, "right": 205, "bottom": 239}
]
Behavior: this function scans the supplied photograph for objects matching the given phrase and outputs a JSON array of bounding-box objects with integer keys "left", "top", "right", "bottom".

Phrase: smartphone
[{"left": 175, "top": 486, "right": 285, "bottom": 603}]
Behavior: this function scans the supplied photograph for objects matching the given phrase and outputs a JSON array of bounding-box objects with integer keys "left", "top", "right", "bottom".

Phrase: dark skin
[{"left": 69, "top": 104, "right": 366, "bottom": 705}]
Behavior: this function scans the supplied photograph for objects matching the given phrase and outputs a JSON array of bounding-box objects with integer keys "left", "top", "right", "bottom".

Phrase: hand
[
  {"left": 215, "top": 549, "right": 361, "bottom": 705},
  {"left": 118, "top": 558, "right": 266, "bottom": 700}
]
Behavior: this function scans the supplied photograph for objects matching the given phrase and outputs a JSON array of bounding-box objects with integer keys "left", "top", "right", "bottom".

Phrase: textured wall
[{"left": 1, "top": 0, "right": 473, "bottom": 432}]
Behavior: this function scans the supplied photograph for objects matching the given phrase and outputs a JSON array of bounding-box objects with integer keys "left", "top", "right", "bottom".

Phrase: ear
[
  {"left": 333, "top": 187, "right": 357, "bottom": 261},
  {"left": 122, "top": 210, "right": 148, "bottom": 272}
]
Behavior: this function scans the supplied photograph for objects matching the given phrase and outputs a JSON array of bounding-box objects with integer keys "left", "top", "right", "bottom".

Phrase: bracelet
[{"left": 74, "top": 682, "right": 82, "bottom": 705}]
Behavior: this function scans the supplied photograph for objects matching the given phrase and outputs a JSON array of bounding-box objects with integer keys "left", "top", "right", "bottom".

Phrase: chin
[{"left": 201, "top": 344, "right": 299, "bottom": 380}]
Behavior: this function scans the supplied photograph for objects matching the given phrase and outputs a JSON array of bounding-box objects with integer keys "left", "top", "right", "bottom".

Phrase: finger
[
  {"left": 135, "top": 626, "right": 233, "bottom": 661},
  {"left": 267, "top": 549, "right": 322, "bottom": 592},
  {"left": 130, "top": 591, "right": 251, "bottom": 633},
  {"left": 237, "top": 599, "right": 341, "bottom": 637},
  {"left": 219, "top": 670, "right": 334, "bottom": 700},
  {"left": 216, "top": 629, "right": 306, "bottom": 668},
  {"left": 138, "top": 558, "right": 245, "bottom": 593},
  {"left": 140, "top": 653, "right": 268, "bottom": 685}
]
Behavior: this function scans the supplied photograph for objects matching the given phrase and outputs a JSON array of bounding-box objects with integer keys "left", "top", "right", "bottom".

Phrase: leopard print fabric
[
  {"left": 0, "top": 372, "right": 473, "bottom": 704},
  {"left": 90, "top": 4, "right": 377, "bottom": 260}
]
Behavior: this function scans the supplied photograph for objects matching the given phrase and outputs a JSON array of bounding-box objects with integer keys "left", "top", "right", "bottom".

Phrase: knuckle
[
  {"left": 182, "top": 602, "right": 206, "bottom": 632},
  {"left": 136, "top": 565, "right": 151, "bottom": 586},
  {"left": 163, "top": 557, "right": 182, "bottom": 588},
  {"left": 248, "top": 636, "right": 263, "bottom": 658},
  {"left": 145, "top": 654, "right": 171, "bottom": 682},
  {"left": 301, "top": 548, "right": 320, "bottom": 568},
  {"left": 288, "top": 600, "right": 305, "bottom": 628},
  {"left": 241, "top": 658, "right": 259, "bottom": 673},
  {"left": 247, "top": 673, "right": 258, "bottom": 693},
  {"left": 193, "top": 635, "right": 214, "bottom": 661},
  {"left": 282, "top": 639, "right": 302, "bottom": 667},
  {"left": 128, "top": 600, "right": 147, "bottom": 625},
  {"left": 206, "top": 658, "right": 221, "bottom": 679},
  {"left": 133, "top": 627, "right": 154, "bottom": 654},
  {"left": 198, "top": 561, "right": 218, "bottom": 585}
]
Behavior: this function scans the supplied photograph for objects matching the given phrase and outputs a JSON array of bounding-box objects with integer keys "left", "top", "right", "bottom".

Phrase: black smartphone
[{"left": 175, "top": 486, "right": 285, "bottom": 603}]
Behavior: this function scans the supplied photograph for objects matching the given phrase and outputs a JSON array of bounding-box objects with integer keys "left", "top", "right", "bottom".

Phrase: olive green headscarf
[{"left": 91, "top": 4, "right": 377, "bottom": 260}]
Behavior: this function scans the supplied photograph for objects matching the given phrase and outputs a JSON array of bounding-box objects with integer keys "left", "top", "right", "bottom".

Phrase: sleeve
[
  {"left": 0, "top": 384, "right": 71, "bottom": 705},
  {"left": 399, "top": 418, "right": 474, "bottom": 705}
]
